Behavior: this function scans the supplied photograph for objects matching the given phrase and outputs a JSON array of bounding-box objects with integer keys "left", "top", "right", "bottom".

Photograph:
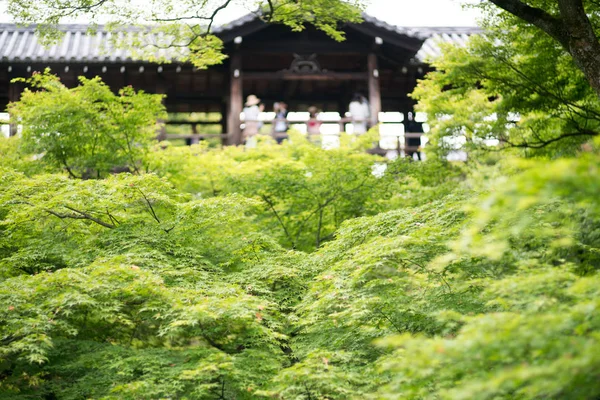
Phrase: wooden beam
[
  {"left": 166, "top": 133, "right": 228, "bottom": 140},
  {"left": 240, "top": 41, "right": 370, "bottom": 54},
  {"left": 244, "top": 71, "right": 368, "bottom": 81},
  {"left": 165, "top": 120, "right": 223, "bottom": 125},
  {"left": 219, "top": 17, "right": 266, "bottom": 44},
  {"left": 346, "top": 23, "right": 424, "bottom": 53},
  {"left": 368, "top": 53, "right": 382, "bottom": 127},
  {"left": 226, "top": 53, "right": 243, "bottom": 145}
]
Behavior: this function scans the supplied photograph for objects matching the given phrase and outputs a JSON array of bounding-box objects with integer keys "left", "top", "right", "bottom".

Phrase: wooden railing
[{"left": 162, "top": 118, "right": 424, "bottom": 154}]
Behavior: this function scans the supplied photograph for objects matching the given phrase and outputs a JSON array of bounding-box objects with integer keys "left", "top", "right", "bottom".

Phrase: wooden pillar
[
  {"left": 367, "top": 53, "right": 381, "bottom": 127},
  {"left": 8, "top": 81, "right": 21, "bottom": 137},
  {"left": 155, "top": 82, "right": 167, "bottom": 141},
  {"left": 220, "top": 101, "right": 228, "bottom": 145},
  {"left": 190, "top": 123, "right": 200, "bottom": 145},
  {"left": 226, "top": 53, "right": 243, "bottom": 145}
]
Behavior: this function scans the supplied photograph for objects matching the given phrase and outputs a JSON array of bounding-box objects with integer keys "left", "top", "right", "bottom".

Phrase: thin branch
[
  {"left": 501, "top": 129, "right": 598, "bottom": 148},
  {"left": 62, "top": 206, "right": 116, "bottom": 229},
  {"left": 206, "top": 0, "right": 234, "bottom": 34},
  {"left": 467, "top": 61, "right": 600, "bottom": 121},
  {"left": 106, "top": 209, "right": 121, "bottom": 226},
  {"left": 316, "top": 208, "right": 324, "bottom": 248},
  {"left": 404, "top": 258, "right": 452, "bottom": 293},
  {"left": 261, "top": 195, "right": 296, "bottom": 248},
  {"left": 265, "top": 0, "right": 275, "bottom": 21},
  {"left": 54, "top": 0, "right": 110, "bottom": 17},
  {"left": 490, "top": 56, "right": 600, "bottom": 120},
  {"left": 136, "top": 188, "right": 161, "bottom": 224},
  {"left": 1, "top": 334, "right": 25, "bottom": 346},
  {"left": 374, "top": 308, "right": 404, "bottom": 333},
  {"left": 63, "top": 164, "right": 81, "bottom": 179}
]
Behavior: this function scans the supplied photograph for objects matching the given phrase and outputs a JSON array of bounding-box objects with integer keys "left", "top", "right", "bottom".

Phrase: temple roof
[{"left": 0, "top": 14, "right": 481, "bottom": 64}]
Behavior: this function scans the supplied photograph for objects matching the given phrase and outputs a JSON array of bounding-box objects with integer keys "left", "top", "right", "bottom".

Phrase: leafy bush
[
  {"left": 2, "top": 67, "right": 600, "bottom": 398},
  {"left": 8, "top": 70, "right": 166, "bottom": 179}
]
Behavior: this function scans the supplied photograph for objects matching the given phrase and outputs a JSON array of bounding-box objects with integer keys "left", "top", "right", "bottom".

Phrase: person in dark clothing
[
  {"left": 272, "top": 102, "right": 289, "bottom": 144},
  {"left": 405, "top": 112, "right": 424, "bottom": 160},
  {"left": 404, "top": 112, "right": 424, "bottom": 133}
]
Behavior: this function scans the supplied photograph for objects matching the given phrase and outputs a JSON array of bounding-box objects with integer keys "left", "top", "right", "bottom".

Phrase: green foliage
[
  {"left": 2, "top": 12, "right": 600, "bottom": 394},
  {"left": 413, "top": 9, "right": 600, "bottom": 159},
  {"left": 0, "top": 169, "right": 297, "bottom": 399},
  {"left": 2, "top": 133, "right": 600, "bottom": 398},
  {"left": 266, "top": 0, "right": 364, "bottom": 41},
  {"left": 0, "top": 136, "right": 48, "bottom": 176},
  {"left": 147, "top": 131, "right": 406, "bottom": 252},
  {"left": 8, "top": 70, "right": 166, "bottom": 179},
  {"left": 370, "top": 142, "right": 600, "bottom": 399}
]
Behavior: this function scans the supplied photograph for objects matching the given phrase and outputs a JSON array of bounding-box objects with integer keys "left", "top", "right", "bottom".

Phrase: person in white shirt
[
  {"left": 243, "top": 94, "right": 262, "bottom": 147},
  {"left": 349, "top": 93, "right": 370, "bottom": 134}
]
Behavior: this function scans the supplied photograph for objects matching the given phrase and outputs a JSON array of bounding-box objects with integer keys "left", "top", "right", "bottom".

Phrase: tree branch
[
  {"left": 487, "top": 0, "right": 568, "bottom": 47},
  {"left": 374, "top": 308, "right": 404, "bottom": 333},
  {"left": 265, "top": 0, "right": 276, "bottom": 21},
  {"left": 47, "top": 206, "right": 117, "bottom": 229},
  {"left": 261, "top": 194, "right": 296, "bottom": 248},
  {"left": 206, "top": 0, "right": 234, "bottom": 34},
  {"left": 402, "top": 258, "right": 452, "bottom": 293},
  {"left": 54, "top": 0, "right": 110, "bottom": 17},
  {"left": 136, "top": 188, "right": 161, "bottom": 224},
  {"left": 556, "top": 0, "right": 600, "bottom": 94},
  {"left": 501, "top": 129, "right": 598, "bottom": 148}
]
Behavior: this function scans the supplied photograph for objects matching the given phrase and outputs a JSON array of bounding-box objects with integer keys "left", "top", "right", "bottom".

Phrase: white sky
[
  {"left": 366, "top": 0, "right": 480, "bottom": 26},
  {"left": 210, "top": 0, "right": 480, "bottom": 26},
  {"left": 0, "top": 0, "right": 480, "bottom": 27}
]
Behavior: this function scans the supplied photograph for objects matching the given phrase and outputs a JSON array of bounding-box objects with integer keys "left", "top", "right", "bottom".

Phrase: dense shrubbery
[
  {"left": 2, "top": 121, "right": 599, "bottom": 398},
  {"left": 2, "top": 17, "right": 600, "bottom": 394}
]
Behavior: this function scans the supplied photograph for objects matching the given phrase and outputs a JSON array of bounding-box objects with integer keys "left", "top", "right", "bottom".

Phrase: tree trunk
[
  {"left": 488, "top": 0, "right": 600, "bottom": 96},
  {"left": 557, "top": 0, "right": 600, "bottom": 95}
]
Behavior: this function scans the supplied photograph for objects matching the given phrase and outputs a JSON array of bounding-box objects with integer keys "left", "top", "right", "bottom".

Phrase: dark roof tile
[{"left": 0, "top": 15, "right": 481, "bottom": 63}]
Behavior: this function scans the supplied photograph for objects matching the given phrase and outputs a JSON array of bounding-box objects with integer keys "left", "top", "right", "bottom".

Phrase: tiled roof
[
  {"left": 360, "top": 13, "right": 427, "bottom": 38},
  {"left": 0, "top": 24, "right": 190, "bottom": 63},
  {"left": 415, "top": 27, "right": 483, "bottom": 61},
  {"left": 211, "top": 12, "right": 261, "bottom": 35},
  {"left": 0, "top": 16, "right": 481, "bottom": 64}
]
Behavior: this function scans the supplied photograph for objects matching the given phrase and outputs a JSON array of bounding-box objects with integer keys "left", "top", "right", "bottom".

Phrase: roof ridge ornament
[{"left": 286, "top": 53, "right": 323, "bottom": 74}]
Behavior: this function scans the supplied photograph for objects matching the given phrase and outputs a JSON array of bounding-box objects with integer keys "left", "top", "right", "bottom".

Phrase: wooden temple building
[{"left": 0, "top": 13, "right": 478, "bottom": 147}]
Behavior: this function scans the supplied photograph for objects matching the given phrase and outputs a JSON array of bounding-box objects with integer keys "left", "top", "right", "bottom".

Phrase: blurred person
[
  {"left": 349, "top": 93, "right": 370, "bottom": 134},
  {"left": 272, "top": 101, "right": 289, "bottom": 144},
  {"left": 243, "top": 94, "right": 261, "bottom": 148},
  {"left": 307, "top": 106, "right": 322, "bottom": 145}
]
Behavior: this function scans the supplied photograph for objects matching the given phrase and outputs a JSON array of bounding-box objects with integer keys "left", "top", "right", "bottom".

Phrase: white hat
[{"left": 245, "top": 94, "right": 261, "bottom": 106}]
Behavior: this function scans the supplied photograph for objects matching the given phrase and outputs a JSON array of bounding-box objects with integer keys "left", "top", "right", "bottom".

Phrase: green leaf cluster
[
  {"left": 8, "top": 70, "right": 166, "bottom": 179},
  {"left": 2, "top": 52, "right": 600, "bottom": 398},
  {"left": 413, "top": 7, "right": 600, "bottom": 158}
]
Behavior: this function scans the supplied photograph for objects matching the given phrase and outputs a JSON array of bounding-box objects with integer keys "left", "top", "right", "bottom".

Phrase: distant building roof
[
  {"left": 0, "top": 15, "right": 481, "bottom": 64},
  {"left": 415, "top": 27, "right": 482, "bottom": 61},
  {"left": 0, "top": 24, "right": 185, "bottom": 63}
]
